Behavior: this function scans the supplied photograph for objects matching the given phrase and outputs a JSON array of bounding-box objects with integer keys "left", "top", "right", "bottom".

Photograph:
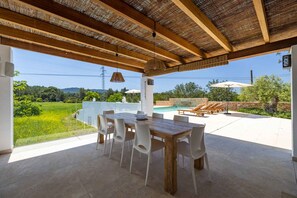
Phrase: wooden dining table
[{"left": 101, "top": 112, "right": 205, "bottom": 195}]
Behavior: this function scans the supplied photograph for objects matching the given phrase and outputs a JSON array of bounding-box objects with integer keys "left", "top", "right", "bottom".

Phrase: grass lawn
[
  {"left": 14, "top": 102, "right": 96, "bottom": 147},
  {"left": 238, "top": 108, "right": 291, "bottom": 119}
]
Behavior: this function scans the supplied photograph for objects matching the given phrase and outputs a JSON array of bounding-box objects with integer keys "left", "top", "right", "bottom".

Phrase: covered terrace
[{"left": 0, "top": 0, "right": 297, "bottom": 197}]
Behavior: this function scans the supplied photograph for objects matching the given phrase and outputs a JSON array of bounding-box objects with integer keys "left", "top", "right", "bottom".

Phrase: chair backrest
[
  {"left": 114, "top": 118, "right": 126, "bottom": 141},
  {"left": 137, "top": 110, "right": 145, "bottom": 114},
  {"left": 192, "top": 103, "right": 206, "bottom": 111},
  {"left": 152, "top": 113, "right": 163, "bottom": 119},
  {"left": 98, "top": 114, "right": 108, "bottom": 133},
  {"left": 174, "top": 115, "right": 189, "bottom": 122},
  {"left": 103, "top": 110, "right": 115, "bottom": 115},
  {"left": 190, "top": 125, "right": 206, "bottom": 157},
  {"left": 134, "top": 122, "right": 151, "bottom": 154},
  {"left": 201, "top": 103, "right": 213, "bottom": 110}
]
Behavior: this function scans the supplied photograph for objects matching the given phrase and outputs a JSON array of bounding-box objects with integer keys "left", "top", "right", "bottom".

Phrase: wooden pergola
[{"left": 0, "top": 0, "right": 296, "bottom": 76}]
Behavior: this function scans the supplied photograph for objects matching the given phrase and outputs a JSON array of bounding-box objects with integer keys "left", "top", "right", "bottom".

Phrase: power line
[{"left": 19, "top": 72, "right": 290, "bottom": 80}]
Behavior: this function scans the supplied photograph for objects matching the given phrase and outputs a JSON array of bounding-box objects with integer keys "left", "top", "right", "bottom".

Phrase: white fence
[{"left": 76, "top": 102, "right": 141, "bottom": 128}]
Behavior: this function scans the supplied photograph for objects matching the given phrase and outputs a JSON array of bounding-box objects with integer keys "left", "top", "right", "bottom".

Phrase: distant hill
[{"left": 61, "top": 87, "right": 106, "bottom": 94}]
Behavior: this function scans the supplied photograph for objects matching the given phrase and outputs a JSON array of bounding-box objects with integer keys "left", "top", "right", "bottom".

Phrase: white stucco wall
[
  {"left": 0, "top": 45, "right": 13, "bottom": 153},
  {"left": 141, "top": 75, "right": 154, "bottom": 116},
  {"left": 291, "top": 45, "right": 297, "bottom": 159}
]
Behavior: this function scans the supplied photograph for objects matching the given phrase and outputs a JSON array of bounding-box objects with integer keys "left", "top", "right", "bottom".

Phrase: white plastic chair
[
  {"left": 137, "top": 110, "right": 145, "bottom": 114},
  {"left": 109, "top": 118, "right": 134, "bottom": 166},
  {"left": 130, "top": 122, "right": 164, "bottom": 186},
  {"left": 152, "top": 113, "right": 164, "bottom": 119},
  {"left": 174, "top": 115, "right": 189, "bottom": 144},
  {"left": 96, "top": 114, "right": 114, "bottom": 154},
  {"left": 103, "top": 110, "right": 115, "bottom": 140},
  {"left": 174, "top": 115, "right": 189, "bottom": 122},
  {"left": 103, "top": 110, "right": 115, "bottom": 115},
  {"left": 152, "top": 113, "right": 164, "bottom": 142},
  {"left": 177, "top": 125, "right": 210, "bottom": 195}
]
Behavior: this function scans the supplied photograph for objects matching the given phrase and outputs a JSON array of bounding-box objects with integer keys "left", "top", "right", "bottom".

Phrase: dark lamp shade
[
  {"left": 110, "top": 72, "right": 125, "bottom": 83},
  {"left": 144, "top": 58, "right": 166, "bottom": 73}
]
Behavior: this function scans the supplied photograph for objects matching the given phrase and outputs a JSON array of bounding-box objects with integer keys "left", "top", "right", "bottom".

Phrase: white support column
[
  {"left": 291, "top": 45, "right": 297, "bottom": 160},
  {"left": 0, "top": 45, "right": 13, "bottom": 154},
  {"left": 140, "top": 75, "right": 154, "bottom": 116}
]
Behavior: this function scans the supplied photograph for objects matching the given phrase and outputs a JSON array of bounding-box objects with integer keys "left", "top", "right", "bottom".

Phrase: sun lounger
[{"left": 177, "top": 103, "right": 207, "bottom": 116}]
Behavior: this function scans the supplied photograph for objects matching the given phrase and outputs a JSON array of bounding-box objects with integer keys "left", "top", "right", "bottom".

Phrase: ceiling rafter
[
  {"left": 94, "top": 0, "right": 205, "bottom": 58},
  {"left": 252, "top": 0, "right": 270, "bottom": 43},
  {"left": 0, "top": 8, "right": 150, "bottom": 63},
  {"left": 0, "top": 37, "right": 143, "bottom": 73},
  {"left": 0, "top": 25, "right": 144, "bottom": 69},
  {"left": 17, "top": 0, "right": 184, "bottom": 64},
  {"left": 172, "top": 0, "right": 233, "bottom": 52}
]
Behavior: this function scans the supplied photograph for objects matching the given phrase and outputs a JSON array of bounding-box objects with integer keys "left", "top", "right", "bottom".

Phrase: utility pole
[
  {"left": 100, "top": 66, "right": 106, "bottom": 90},
  {"left": 250, "top": 69, "right": 253, "bottom": 84}
]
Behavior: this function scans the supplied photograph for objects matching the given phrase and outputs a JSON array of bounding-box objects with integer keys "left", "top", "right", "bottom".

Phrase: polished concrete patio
[{"left": 0, "top": 112, "right": 297, "bottom": 198}]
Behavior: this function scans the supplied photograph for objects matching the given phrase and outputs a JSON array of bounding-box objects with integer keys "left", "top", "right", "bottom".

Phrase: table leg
[
  {"left": 99, "top": 134, "right": 104, "bottom": 144},
  {"left": 164, "top": 136, "right": 177, "bottom": 195},
  {"left": 194, "top": 156, "right": 204, "bottom": 170}
]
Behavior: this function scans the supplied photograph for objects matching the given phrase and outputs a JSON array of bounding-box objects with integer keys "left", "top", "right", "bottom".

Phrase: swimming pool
[{"left": 153, "top": 106, "right": 189, "bottom": 113}]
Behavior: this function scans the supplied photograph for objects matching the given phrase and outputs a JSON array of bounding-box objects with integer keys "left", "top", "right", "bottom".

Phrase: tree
[
  {"left": 206, "top": 80, "right": 238, "bottom": 101},
  {"left": 107, "top": 92, "right": 123, "bottom": 102},
  {"left": 83, "top": 91, "right": 100, "bottom": 101},
  {"left": 239, "top": 75, "right": 288, "bottom": 113},
  {"left": 172, "top": 82, "right": 206, "bottom": 98},
  {"left": 13, "top": 71, "right": 41, "bottom": 117},
  {"left": 41, "top": 86, "right": 64, "bottom": 102},
  {"left": 279, "top": 83, "right": 291, "bottom": 102},
  {"left": 79, "top": 88, "right": 86, "bottom": 101}
]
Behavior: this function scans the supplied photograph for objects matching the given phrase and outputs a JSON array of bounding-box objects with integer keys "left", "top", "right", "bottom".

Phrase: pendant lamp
[
  {"left": 144, "top": 22, "right": 166, "bottom": 74},
  {"left": 110, "top": 50, "right": 125, "bottom": 83}
]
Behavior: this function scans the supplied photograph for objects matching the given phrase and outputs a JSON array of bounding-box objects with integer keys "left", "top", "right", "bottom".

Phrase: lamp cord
[
  {"left": 116, "top": 46, "right": 119, "bottom": 72},
  {"left": 152, "top": 21, "right": 156, "bottom": 65}
]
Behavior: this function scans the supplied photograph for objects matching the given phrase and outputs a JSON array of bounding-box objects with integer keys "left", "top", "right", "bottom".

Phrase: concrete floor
[{"left": 0, "top": 111, "right": 297, "bottom": 198}]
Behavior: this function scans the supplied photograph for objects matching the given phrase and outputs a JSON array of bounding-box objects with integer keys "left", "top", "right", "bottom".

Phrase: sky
[{"left": 13, "top": 48, "right": 291, "bottom": 93}]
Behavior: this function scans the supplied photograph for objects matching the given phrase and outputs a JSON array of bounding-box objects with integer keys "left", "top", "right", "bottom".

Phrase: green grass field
[{"left": 14, "top": 102, "right": 96, "bottom": 147}]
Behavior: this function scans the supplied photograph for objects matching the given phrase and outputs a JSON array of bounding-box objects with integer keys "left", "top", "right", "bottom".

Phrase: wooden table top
[{"left": 105, "top": 113, "right": 203, "bottom": 138}]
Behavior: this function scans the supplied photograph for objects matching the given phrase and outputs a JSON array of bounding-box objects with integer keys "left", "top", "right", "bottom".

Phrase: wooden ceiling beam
[
  {"left": 228, "top": 36, "right": 297, "bottom": 61},
  {"left": 17, "top": 0, "right": 183, "bottom": 63},
  {"left": 252, "top": 0, "right": 270, "bottom": 43},
  {"left": 0, "top": 8, "right": 150, "bottom": 63},
  {"left": 147, "top": 36, "right": 297, "bottom": 76},
  {"left": 95, "top": 0, "right": 205, "bottom": 58},
  {"left": 173, "top": 0, "right": 233, "bottom": 52},
  {"left": 0, "top": 37, "right": 143, "bottom": 73},
  {"left": 0, "top": 25, "right": 144, "bottom": 69}
]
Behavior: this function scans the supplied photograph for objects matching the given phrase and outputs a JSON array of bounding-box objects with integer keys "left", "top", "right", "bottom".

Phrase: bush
[
  {"left": 36, "top": 98, "right": 43, "bottom": 102},
  {"left": 64, "top": 97, "right": 80, "bottom": 103},
  {"left": 238, "top": 108, "right": 291, "bottom": 119},
  {"left": 14, "top": 100, "right": 42, "bottom": 117}
]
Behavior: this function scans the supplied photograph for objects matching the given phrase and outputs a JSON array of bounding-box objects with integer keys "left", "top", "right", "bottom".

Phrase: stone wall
[
  {"left": 169, "top": 98, "right": 208, "bottom": 107},
  {"left": 155, "top": 98, "right": 291, "bottom": 111},
  {"left": 154, "top": 100, "right": 172, "bottom": 106},
  {"left": 155, "top": 98, "right": 208, "bottom": 106}
]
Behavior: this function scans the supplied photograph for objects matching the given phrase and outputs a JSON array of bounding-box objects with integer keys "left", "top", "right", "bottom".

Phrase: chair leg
[
  {"left": 120, "top": 141, "right": 125, "bottom": 167},
  {"left": 130, "top": 148, "right": 135, "bottom": 173},
  {"left": 109, "top": 139, "right": 114, "bottom": 159},
  {"left": 191, "top": 159, "right": 198, "bottom": 195},
  {"left": 104, "top": 135, "right": 107, "bottom": 154},
  {"left": 96, "top": 133, "right": 100, "bottom": 150},
  {"left": 204, "top": 153, "right": 212, "bottom": 181},
  {"left": 145, "top": 154, "right": 151, "bottom": 186}
]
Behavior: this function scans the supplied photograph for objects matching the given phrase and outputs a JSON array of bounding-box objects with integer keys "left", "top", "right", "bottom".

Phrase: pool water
[{"left": 153, "top": 106, "right": 189, "bottom": 113}]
